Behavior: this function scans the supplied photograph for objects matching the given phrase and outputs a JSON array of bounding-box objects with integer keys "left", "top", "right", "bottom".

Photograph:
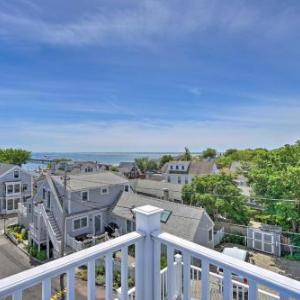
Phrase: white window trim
[
  {"left": 81, "top": 190, "right": 89, "bottom": 201},
  {"left": 72, "top": 216, "right": 88, "bottom": 231},
  {"left": 101, "top": 187, "right": 109, "bottom": 195}
]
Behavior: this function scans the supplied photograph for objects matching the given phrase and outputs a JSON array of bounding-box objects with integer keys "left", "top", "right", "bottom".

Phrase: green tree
[
  {"left": 182, "top": 173, "right": 249, "bottom": 224},
  {"left": 181, "top": 147, "right": 192, "bottom": 161},
  {"left": 249, "top": 142, "right": 300, "bottom": 231},
  {"left": 202, "top": 148, "right": 217, "bottom": 159},
  {"left": 159, "top": 154, "right": 173, "bottom": 168},
  {"left": 135, "top": 157, "right": 158, "bottom": 173},
  {"left": 0, "top": 148, "right": 31, "bottom": 166}
]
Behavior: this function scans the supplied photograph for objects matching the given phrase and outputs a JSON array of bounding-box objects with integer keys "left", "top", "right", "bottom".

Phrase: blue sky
[{"left": 0, "top": 0, "right": 300, "bottom": 152}]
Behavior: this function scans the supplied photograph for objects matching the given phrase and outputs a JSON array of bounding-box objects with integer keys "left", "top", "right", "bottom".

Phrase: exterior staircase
[
  {"left": 39, "top": 203, "right": 62, "bottom": 254},
  {"left": 46, "top": 210, "right": 62, "bottom": 242}
]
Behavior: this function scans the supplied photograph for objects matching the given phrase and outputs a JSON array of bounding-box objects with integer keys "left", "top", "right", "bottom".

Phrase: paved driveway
[{"left": 0, "top": 235, "right": 42, "bottom": 299}]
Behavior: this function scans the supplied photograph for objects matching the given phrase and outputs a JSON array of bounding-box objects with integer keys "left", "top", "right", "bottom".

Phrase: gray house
[
  {"left": 161, "top": 159, "right": 219, "bottom": 185},
  {"left": 111, "top": 192, "right": 215, "bottom": 249},
  {"left": 51, "top": 161, "right": 110, "bottom": 175},
  {"left": 118, "top": 162, "right": 141, "bottom": 179},
  {"left": 27, "top": 172, "right": 130, "bottom": 258},
  {"left": 130, "top": 179, "right": 183, "bottom": 203},
  {"left": 0, "top": 163, "right": 33, "bottom": 217}
]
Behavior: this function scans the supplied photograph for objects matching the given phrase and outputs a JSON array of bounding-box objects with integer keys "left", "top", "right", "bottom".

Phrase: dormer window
[{"left": 14, "top": 170, "right": 20, "bottom": 179}]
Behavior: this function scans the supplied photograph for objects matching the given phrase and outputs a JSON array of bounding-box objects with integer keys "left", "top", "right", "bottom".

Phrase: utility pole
[{"left": 60, "top": 167, "right": 68, "bottom": 299}]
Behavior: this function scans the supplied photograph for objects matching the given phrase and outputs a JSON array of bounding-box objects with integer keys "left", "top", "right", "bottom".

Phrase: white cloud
[{"left": 0, "top": 1, "right": 299, "bottom": 47}]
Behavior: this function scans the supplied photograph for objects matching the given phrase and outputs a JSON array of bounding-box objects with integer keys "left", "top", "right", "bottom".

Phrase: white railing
[
  {"left": 39, "top": 203, "right": 61, "bottom": 252},
  {"left": 0, "top": 205, "right": 299, "bottom": 300},
  {"left": 67, "top": 233, "right": 110, "bottom": 252},
  {"left": 0, "top": 231, "right": 143, "bottom": 300},
  {"left": 153, "top": 231, "right": 300, "bottom": 300},
  {"left": 66, "top": 234, "right": 84, "bottom": 252}
]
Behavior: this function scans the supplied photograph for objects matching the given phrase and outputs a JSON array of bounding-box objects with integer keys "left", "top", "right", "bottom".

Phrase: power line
[{"left": 59, "top": 175, "right": 300, "bottom": 203}]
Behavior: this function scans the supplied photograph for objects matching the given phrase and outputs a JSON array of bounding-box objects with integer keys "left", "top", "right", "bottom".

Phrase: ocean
[{"left": 24, "top": 152, "right": 179, "bottom": 171}]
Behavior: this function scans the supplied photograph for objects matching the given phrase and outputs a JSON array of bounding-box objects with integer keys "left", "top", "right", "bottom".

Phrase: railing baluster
[
  {"left": 223, "top": 269, "right": 232, "bottom": 300},
  {"left": 105, "top": 252, "right": 113, "bottom": 300},
  {"left": 135, "top": 239, "right": 144, "bottom": 300},
  {"left": 12, "top": 289, "right": 22, "bottom": 300},
  {"left": 88, "top": 260, "right": 95, "bottom": 300},
  {"left": 154, "top": 239, "right": 161, "bottom": 300},
  {"left": 201, "top": 259, "right": 209, "bottom": 300},
  {"left": 167, "top": 246, "right": 175, "bottom": 300},
  {"left": 67, "top": 267, "right": 75, "bottom": 300},
  {"left": 248, "top": 279, "right": 256, "bottom": 300},
  {"left": 183, "top": 252, "right": 191, "bottom": 300},
  {"left": 42, "top": 278, "right": 51, "bottom": 300},
  {"left": 121, "top": 246, "right": 128, "bottom": 300}
]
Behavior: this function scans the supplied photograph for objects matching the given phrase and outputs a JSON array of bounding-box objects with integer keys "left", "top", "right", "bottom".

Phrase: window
[
  {"left": 73, "top": 216, "right": 88, "bottom": 230},
  {"left": 42, "top": 188, "right": 46, "bottom": 199},
  {"left": 81, "top": 191, "right": 88, "bottom": 201},
  {"left": 124, "top": 185, "right": 129, "bottom": 192},
  {"left": 160, "top": 210, "right": 172, "bottom": 223},
  {"left": 101, "top": 187, "right": 108, "bottom": 195},
  {"left": 14, "top": 184, "right": 20, "bottom": 193},
  {"left": 185, "top": 177, "right": 189, "bottom": 184},
  {"left": 181, "top": 165, "right": 184, "bottom": 170},
  {"left": 167, "top": 176, "right": 171, "bottom": 183},
  {"left": 14, "top": 170, "right": 20, "bottom": 178},
  {"left": 28, "top": 204, "right": 32, "bottom": 213},
  {"left": 7, "top": 199, "right": 14, "bottom": 211},
  {"left": 178, "top": 176, "right": 181, "bottom": 184},
  {"left": 22, "top": 184, "right": 28, "bottom": 192},
  {"left": 170, "top": 165, "right": 173, "bottom": 170},
  {"left": 14, "top": 199, "right": 20, "bottom": 210},
  {"left": 208, "top": 229, "right": 213, "bottom": 241},
  {"left": 176, "top": 165, "right": 179, "bottom": 170},
  {"left": 7, "top": 185, "right": 13, "bottom": 194}
]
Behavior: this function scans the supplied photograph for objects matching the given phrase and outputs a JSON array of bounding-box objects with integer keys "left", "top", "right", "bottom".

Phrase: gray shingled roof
[
  {"left": 119, "top": 162, "right": 140, "bottom": 174},
  {"left": 161, "top": 159, "right": 217, "bottom": 176},
  {"left": 0, "top": 163, "right": 15, "bottom": 176},
  {"left": 52, "top": 172, "right": 128, "bottom": 191},
  {"left": 112, "top": 192, "right": 213, "bottom": 242},
  {"left": 130, "top": 179, "right": 182, "bottom": 202}
]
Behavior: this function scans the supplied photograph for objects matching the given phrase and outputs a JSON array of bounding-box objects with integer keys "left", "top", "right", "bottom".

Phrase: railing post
[
  {"left": 174, "top": 254, "right": 183, "bottom": 297},
  {"left": 133, "top": 205, "right": 163, "bottom": 300}
]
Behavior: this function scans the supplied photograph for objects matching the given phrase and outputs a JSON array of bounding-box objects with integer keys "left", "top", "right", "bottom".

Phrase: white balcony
[{"left": 0, "top": 205, "right": 299, "bottom": 300}]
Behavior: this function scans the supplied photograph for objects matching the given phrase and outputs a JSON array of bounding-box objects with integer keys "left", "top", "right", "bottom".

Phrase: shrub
[
  {"left": 285, "top": 253, "right": 300, "bottom": 261},
  {"left": 36, "top": 250, "right": 47, "bottom": 261},
  {"left": 223, "top": 233, "right": 245, "bottom": 245}
]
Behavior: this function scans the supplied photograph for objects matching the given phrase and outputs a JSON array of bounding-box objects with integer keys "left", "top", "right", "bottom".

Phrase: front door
[{"left": 94, "top": 215, "right": 102, "bottom": 235}]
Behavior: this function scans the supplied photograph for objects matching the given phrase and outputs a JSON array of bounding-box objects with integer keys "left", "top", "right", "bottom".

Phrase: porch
[{"left": 0, "top": 205, "right": 299, "bottom": 300}]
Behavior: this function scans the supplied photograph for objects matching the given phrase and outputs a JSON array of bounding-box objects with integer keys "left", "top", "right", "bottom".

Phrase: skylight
[{"left": 160, "top": 210, "right": 172, "bottom": 223}]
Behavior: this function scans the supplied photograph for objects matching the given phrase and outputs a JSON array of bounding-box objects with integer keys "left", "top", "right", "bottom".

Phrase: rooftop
[
  {"left": 113, "top": 192, "right": 212, "bottom": 242},
  {"left": 0, "top": 163, "right": 16, "bottom": 176},
  {"left": 130, "top": 179, "right": 182, "bottom": 201},
  {"left": 52, "top": 171, "right": 128, "bottom": 191}
]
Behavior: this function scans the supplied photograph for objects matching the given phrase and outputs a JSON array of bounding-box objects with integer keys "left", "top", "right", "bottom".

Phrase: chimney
[{"left": 163, "top": 188, "right": 169, "bottom": 201}]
